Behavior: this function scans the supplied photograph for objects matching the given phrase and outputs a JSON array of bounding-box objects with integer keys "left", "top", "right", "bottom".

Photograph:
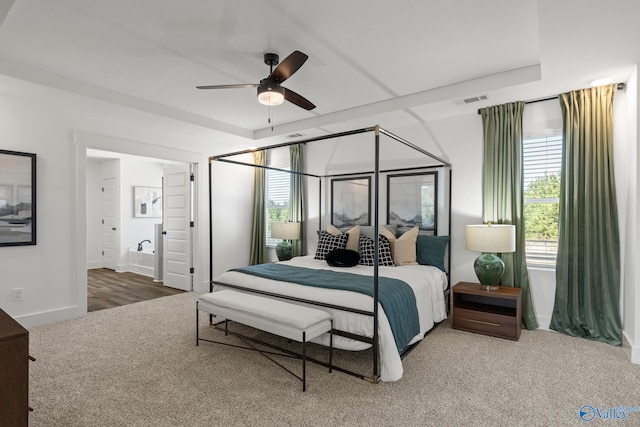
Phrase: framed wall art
[
  {"left": 0, "top": 150, "right": 36, "bottom": 246},
  {"left": 387, "top": 172, "right": 437, "bottom": 235},
  {"left": 331, "top": 176, "right": 370, "bottom": 227},
  {"left": 134, "top": 186, "right": 162, "bottom": 218}
]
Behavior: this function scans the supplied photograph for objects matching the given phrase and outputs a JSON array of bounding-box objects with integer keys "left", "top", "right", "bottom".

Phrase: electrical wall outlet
[{"left": 11, "top": 288, "right": 24, "bottom": 302}]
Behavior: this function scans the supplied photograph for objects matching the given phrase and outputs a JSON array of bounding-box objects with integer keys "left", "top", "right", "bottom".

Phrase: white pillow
[
  {"left": 394, "top": 227, "right": 419, "bottom": 266},
  {"left": 327, "top": 224, "right": 360, "bottom": 252},
  {"left": 352, "top": 225, "right": 397, "bottom": 259},
  {"left": 378, "top": 226, "right": 396, "bottom": 255}
]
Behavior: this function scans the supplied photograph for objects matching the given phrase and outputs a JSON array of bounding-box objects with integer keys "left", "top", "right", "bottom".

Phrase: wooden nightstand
[{"left": 451, "top": 282, "right": 522, "bottom": 340}]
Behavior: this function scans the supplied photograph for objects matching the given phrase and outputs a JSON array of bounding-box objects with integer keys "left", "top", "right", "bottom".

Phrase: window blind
[
  {"left": 523, "top": 135, "right": 562, "bottom": 267},
  {"left": 266, "top": 169, "right": 290, "bottom": 246}
]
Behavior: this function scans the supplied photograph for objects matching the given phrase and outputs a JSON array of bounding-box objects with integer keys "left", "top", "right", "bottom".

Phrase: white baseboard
[
  {"left": 115, "top": 263, "right": 129, "bottom": 273},
  {"left": 535, "top": 315, "right": 552, "bottom": 331},
  {"left": 128, "top": 264, "right": 154, "bottom": 278},
  {"left": 14, "top": 305, "right": 84, "bottom": 329},
  {"left": 537, "top": 322, "right": 639, "bottom": 364},
  {"left": 87, "top": 261, "right": 102, "bottom": 269},
  {"left": 622, "top": 332, "right": 640, "bottom": 364},
  {"left": 194, "top": 279, "right": 209, "bottom": 293}
]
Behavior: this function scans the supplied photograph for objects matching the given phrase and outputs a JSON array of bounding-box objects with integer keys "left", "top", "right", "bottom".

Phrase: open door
[{"left": 162, "top": 164, "right": 193, "bottom": 291}]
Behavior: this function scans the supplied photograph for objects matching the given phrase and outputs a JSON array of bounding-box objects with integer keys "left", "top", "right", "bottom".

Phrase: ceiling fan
[{"left": 196, "top": 50, "right": 316, "bottom": 110}]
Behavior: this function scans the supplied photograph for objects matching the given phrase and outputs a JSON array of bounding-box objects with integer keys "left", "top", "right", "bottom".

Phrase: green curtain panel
[
  {"left": 289, "top": 144, "right": 304, "bottom": 257},
  {"left": 550, "top": 85, "right": 622, "bottom": 346},
  {"left": 480, "top": 101, "right": 538, "bottom": 330},
  {"left": 249, "top": 150, "right": 266, "bottom": 265}
]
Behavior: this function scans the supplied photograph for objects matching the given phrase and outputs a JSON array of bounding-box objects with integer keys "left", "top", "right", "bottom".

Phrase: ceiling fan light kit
[
  {"left": 257, "top": 79, "right": 285, "bottom": 106},
  {"left": 197, "top": 50, "right": 316, "bottom": 110}
]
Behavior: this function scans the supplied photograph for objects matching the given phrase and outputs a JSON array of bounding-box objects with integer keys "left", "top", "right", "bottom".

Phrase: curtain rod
[{"left": 476, "top": 82, "right": 626, "bottom": 115}]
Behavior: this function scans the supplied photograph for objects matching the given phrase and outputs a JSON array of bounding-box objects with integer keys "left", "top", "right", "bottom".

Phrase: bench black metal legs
[{"left": 196, "top": 300, "right": 333, "bottom": 391}]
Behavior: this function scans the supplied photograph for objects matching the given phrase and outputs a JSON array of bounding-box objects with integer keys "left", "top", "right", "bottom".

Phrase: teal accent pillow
[{"left": 416, "top": 235, "right": 450, "bottom": 272}]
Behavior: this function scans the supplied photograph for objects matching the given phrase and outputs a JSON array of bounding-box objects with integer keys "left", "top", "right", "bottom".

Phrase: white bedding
[{"left": 213, "top": 255, "right": 448, "bottom": 382}]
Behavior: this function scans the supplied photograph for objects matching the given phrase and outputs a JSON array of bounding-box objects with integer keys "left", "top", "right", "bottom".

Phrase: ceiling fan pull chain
[{"left": 269, "top": 105, "right": 275, "bottom": 131}]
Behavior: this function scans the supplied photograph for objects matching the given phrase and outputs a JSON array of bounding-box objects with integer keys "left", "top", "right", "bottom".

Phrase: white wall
[
  {"left": 622, "top": 67, "right": 639, "bottom": 362},
  {"left": 0, "top": 91, "right": 81, "bottom": 326},
  {"left": 0, "top": 76, "right": 238, "bottom": 328},
  {"left": 388, "top": 116, "right": 484, "bottom": 286},
  {"left": 118, "top": 157, "right": 163, "bottom": 264},
  {"left": 210, "top": 154, "right": 254, "bottom": 278},
  {"left": 422, "top": 115, "right": 483, "bottom": 286}
]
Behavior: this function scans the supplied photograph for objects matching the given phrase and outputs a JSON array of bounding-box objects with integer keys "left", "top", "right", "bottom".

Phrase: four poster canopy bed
[{"left": 205, "top": 125, "right": 452, "bottom": 384}]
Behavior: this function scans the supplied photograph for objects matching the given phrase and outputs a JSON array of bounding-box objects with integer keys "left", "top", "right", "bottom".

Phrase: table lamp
[
  {"left": 465, "top": 223, "right": 516, "bottom": 290},
  {"left": 271, "top": 221, "right": 301, "bottom": 261}
]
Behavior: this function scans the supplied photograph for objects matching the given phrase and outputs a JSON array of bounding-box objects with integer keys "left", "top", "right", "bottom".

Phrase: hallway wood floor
[{"left": 88, "top": 268, "right": 184, "bottom": 312}]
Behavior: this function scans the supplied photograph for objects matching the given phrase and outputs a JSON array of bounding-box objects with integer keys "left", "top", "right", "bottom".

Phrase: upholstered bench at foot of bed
[{"left": 196, "top": 289, "right": 333, "bottom": 391}]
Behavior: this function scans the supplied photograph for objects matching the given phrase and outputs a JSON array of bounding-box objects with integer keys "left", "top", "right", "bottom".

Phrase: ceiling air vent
[
  {"left": 286, "top": 133, "right": 304, "bottom": 139},
  {"left": 454, "top": 94, "right": 490, "bottom": 106}
]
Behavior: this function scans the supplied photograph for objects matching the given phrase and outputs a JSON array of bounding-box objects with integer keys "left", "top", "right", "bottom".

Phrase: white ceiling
[{"left": 0, "top": 0, "right": 638, "bottom": 147}]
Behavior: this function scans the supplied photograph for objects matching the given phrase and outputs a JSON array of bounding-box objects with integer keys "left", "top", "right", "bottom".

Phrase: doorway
[{"left": 86, "top": 149, "right": 195, "bottom": 310}]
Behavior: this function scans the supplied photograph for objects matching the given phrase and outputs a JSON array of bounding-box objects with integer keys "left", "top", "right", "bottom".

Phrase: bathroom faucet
[{"left": 137, "top": 240, "right": 151, "bottom": 251}]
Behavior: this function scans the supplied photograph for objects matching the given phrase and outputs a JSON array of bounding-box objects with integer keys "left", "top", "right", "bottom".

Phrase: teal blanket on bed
[{"left": 230, "top": 263, "right": 419, "bottom": 351}]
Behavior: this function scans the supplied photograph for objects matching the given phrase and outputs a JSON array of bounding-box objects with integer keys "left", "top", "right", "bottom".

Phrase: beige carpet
[{"left": 28, "top": 292, "right": 640, "bottom": 426}]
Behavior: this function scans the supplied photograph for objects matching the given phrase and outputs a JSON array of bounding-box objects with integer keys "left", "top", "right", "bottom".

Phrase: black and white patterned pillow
[
  {"left": 314, "top": 230, "right": 349, "bottom": 260},
  {"left": 358, "top": 234, "right": 395, "bottom": 266}
]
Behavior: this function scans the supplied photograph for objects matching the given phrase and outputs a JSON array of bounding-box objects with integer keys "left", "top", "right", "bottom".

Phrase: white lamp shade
[
  {"left": 271, "top": 222, "right": 300, "bottom": 240},
  {"left": 465, "top": 224, "right": 516, "bottom": 253}
]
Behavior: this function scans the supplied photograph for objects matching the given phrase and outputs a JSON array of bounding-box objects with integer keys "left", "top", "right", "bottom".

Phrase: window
[
  {"left": 266, "top": 168, "right": 290, "bottom": 246},
  {"left": 523, "top": 134, "right": 562, "bottom": 267}
]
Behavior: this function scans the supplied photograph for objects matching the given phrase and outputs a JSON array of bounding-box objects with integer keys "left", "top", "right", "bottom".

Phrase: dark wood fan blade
[
  {"left": 284, "top": 87, "right": 315, "bottom": 110},
  {"left": 269, "top": 51, "right": 308, "bottom": 84},
  {"left": 196, "top": 84, "right": 258, "bottom": 89}
]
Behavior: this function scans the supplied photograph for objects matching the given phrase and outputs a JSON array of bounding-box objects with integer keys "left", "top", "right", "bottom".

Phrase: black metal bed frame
[{"left": 208, "top": 125, "right": 452, "bottom": 383}]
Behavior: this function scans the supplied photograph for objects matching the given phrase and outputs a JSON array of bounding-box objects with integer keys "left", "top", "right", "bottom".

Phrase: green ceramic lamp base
[
  {"left": 473, "top": 253, "right": 505, "bottom": 291},
  {"left": 275, "top": 240, "right": 293, "bottom": 261}
]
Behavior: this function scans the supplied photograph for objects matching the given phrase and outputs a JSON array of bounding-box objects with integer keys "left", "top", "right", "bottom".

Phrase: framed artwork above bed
[
  {"left": 331, "top": 176, "right": 371, "bottom": 227},
  {"left": 387, "top": 172, "right": 437, "bottom": 235}
]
